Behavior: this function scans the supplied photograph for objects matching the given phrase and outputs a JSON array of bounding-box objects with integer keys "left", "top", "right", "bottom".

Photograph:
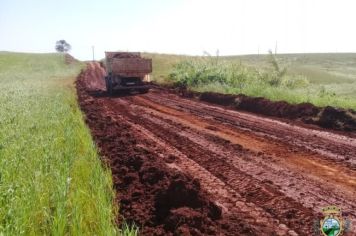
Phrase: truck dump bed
[
  {"left": 110, "top": 58, "right": 152, "bottom": 77},
  {"left": 105, "top": 51, "right": 152, "bottom": 77},
  {"left": 104, "top": 51, "right": 152, "bottom": 94},
  {"left": 105, "top": 51, "right": 140, "bottom": 59}
]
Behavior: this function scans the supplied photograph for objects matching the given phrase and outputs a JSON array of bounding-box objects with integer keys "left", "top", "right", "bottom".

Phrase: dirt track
[{"left": 77, "top": 62, "right": 356, "bottom": 235}]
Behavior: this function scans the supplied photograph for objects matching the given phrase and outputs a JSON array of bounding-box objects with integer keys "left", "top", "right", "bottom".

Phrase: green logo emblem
[{"left": 320, "top": 206, "right": 344, "bottom": 236}]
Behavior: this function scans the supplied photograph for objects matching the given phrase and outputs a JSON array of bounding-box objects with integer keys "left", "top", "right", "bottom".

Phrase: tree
[{"left": 55, "top": 40, "right": 71, "bottom": 53}]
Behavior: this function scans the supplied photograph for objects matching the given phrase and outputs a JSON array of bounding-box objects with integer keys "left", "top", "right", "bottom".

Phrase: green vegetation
[
  {"left": 143, "top": 53, "right": 189, "bottom": 84},
  {"left": 0, "top": 52, "right": 130, "bottom": 235},
  {"left": 149, "top": 52, "right": 356, "bottom": 110}
]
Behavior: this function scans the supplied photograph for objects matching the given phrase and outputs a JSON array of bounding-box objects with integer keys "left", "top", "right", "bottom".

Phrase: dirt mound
[
  {"left": 76, "top": 67, "right": 233, "bottom": 235},
  {"left": 233, "top": 94, "right": 319, "bottom": 119},
  {"left": 196, "top": 92, "right": 356, "bottom": 132},
  {"left": 64, "top": 53, "right": 78, "bottom": 65},
  {"left": 79, "top": 62, "right": 106, "bottom": 92},
  {"left": 317, "top": 106, "right": 356, "bottom": 131},
  {"left": 200, "top": 93, "right": 237, "bottom": 106}
]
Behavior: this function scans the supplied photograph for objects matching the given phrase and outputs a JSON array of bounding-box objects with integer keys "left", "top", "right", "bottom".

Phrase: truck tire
[
  {"left": 108, "top": 83, "right": 113, "bottom": 95},
  {"left": 139, "top": 88, "right": 149, "bottom": 94},
  {"left": 105, "top": 76, "right": 113, "bottom": 95}
]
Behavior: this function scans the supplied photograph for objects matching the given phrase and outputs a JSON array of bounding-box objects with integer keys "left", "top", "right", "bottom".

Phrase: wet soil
[
  {"left": 76, "top": 62, "right": 356, "bottom": 235},
  {"left": 207, "top": 93, "right": 356, "bottom": 132},
  {"left": 170, "top": 89, "right": 356, "bottom": 132}
]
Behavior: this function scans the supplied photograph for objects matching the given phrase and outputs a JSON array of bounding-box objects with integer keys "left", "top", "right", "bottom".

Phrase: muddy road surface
[{"left": 77, "top": 62, "right": 356, "bottom": 235}]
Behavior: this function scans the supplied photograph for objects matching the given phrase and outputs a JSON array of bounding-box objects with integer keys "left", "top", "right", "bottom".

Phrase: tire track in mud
[
  {"left": 77, "top": 67, "right": 248, "bottom": 235},
  {"left": 143, "top": 92, "right": 356, "bottom": 168},
  {"left": 130, "top": 95, "right": 356, "bottom": 194},
  {"left": 146, "top": 91, "right": 356, "bottom": 150},
  {"left": 127, "top": 93, "right": 356, "bottom": 233},
  {"left": 77, "top": 63, "right": 356, "bottom": 235},
  {"left": 103, "top": 100, "right": 288, "bottom": 235},
  {"left": 111, "top": 99, "right": 314, "bottom": 235},
  {"left": 138, "top": 107, "right": 355, "bottom": 212}
]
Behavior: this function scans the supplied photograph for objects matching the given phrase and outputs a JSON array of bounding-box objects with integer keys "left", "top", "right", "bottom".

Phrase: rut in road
[{"left": 78, "top": 63, "right": 356, "bottom": 235}]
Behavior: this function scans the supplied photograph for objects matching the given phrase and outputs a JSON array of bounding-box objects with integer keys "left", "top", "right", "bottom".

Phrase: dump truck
[{"left": 104, "top": 52, "right": 152, "bottom": 94}]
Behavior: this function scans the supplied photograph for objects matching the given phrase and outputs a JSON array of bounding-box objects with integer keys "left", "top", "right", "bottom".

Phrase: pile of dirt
[
  {"left": 79, "top": 62, "right": 106, "bottom": 92},
  {"left": 231, "top": 94, "right": 319, "bottom": 119},
  {"left": 186, "top": 91, "right": 356, "bottom": 132},
  {"left": 76, "top": 68, "right": 233, "bottom": 235},
  {"left": 159, "top": 85, "right": 356, "bottom": 132},
  {"left": 317, "top": 106, "right": 356, "bottom": 131},
  {"left": 64, "top": 53, "right": 78, "bottom": 65}
]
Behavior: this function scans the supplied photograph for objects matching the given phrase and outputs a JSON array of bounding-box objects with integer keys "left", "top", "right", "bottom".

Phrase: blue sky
[{"left": 1, "top": 0, "right": 356, "bottom": 60}]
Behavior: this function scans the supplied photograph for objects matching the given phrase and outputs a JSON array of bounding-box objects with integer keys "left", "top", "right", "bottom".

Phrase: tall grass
[
  {"left": 142, "top": 53, "right": 187, "bottom": 84},
  {"left": 0, "top": 52, "right": 132, "bottom": 235},
  {"left": 168, "top": 52, "right": 356, "bottom": 110}
]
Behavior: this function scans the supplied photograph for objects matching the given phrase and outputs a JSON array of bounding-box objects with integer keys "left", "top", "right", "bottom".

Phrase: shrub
[{"left": 169, "top": 53, "right": 308, "bottom": 94}]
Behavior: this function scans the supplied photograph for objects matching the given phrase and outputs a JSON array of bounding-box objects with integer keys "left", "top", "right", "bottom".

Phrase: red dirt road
[{"left": 77, "top": 63, "right": 356, "bottom": 235}]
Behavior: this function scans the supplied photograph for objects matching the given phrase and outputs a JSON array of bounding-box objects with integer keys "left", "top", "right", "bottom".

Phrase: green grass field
[
  {"left": 0, "top": 52, "right": 119, "bottom": 235},
  {"left": 144, "top": 52, "right": 356, "bottom": 110}
]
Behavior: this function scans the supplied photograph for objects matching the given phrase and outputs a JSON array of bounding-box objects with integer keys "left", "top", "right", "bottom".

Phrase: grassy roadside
[
  {"left": 0, "top": 52, "right": 118, "bottom": 235},
  {"left": 145, "top": 52, "right": 356, "bottom": 110}
]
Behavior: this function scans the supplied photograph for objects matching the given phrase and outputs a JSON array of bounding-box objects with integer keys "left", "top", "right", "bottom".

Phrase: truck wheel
[
  {"left": 139, "top": 88, "right": 149, "bottom": 94},
  {"left": 108, "top": 85, "right": 113, "bottom": 95},
  {"left": 105, "top": 76, "right": 113, "bottom": 95}
]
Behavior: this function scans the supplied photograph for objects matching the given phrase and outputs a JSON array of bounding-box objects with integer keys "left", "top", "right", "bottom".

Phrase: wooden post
[{"left": 92, "top": 46, "right": 95, "bottom": 61}]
